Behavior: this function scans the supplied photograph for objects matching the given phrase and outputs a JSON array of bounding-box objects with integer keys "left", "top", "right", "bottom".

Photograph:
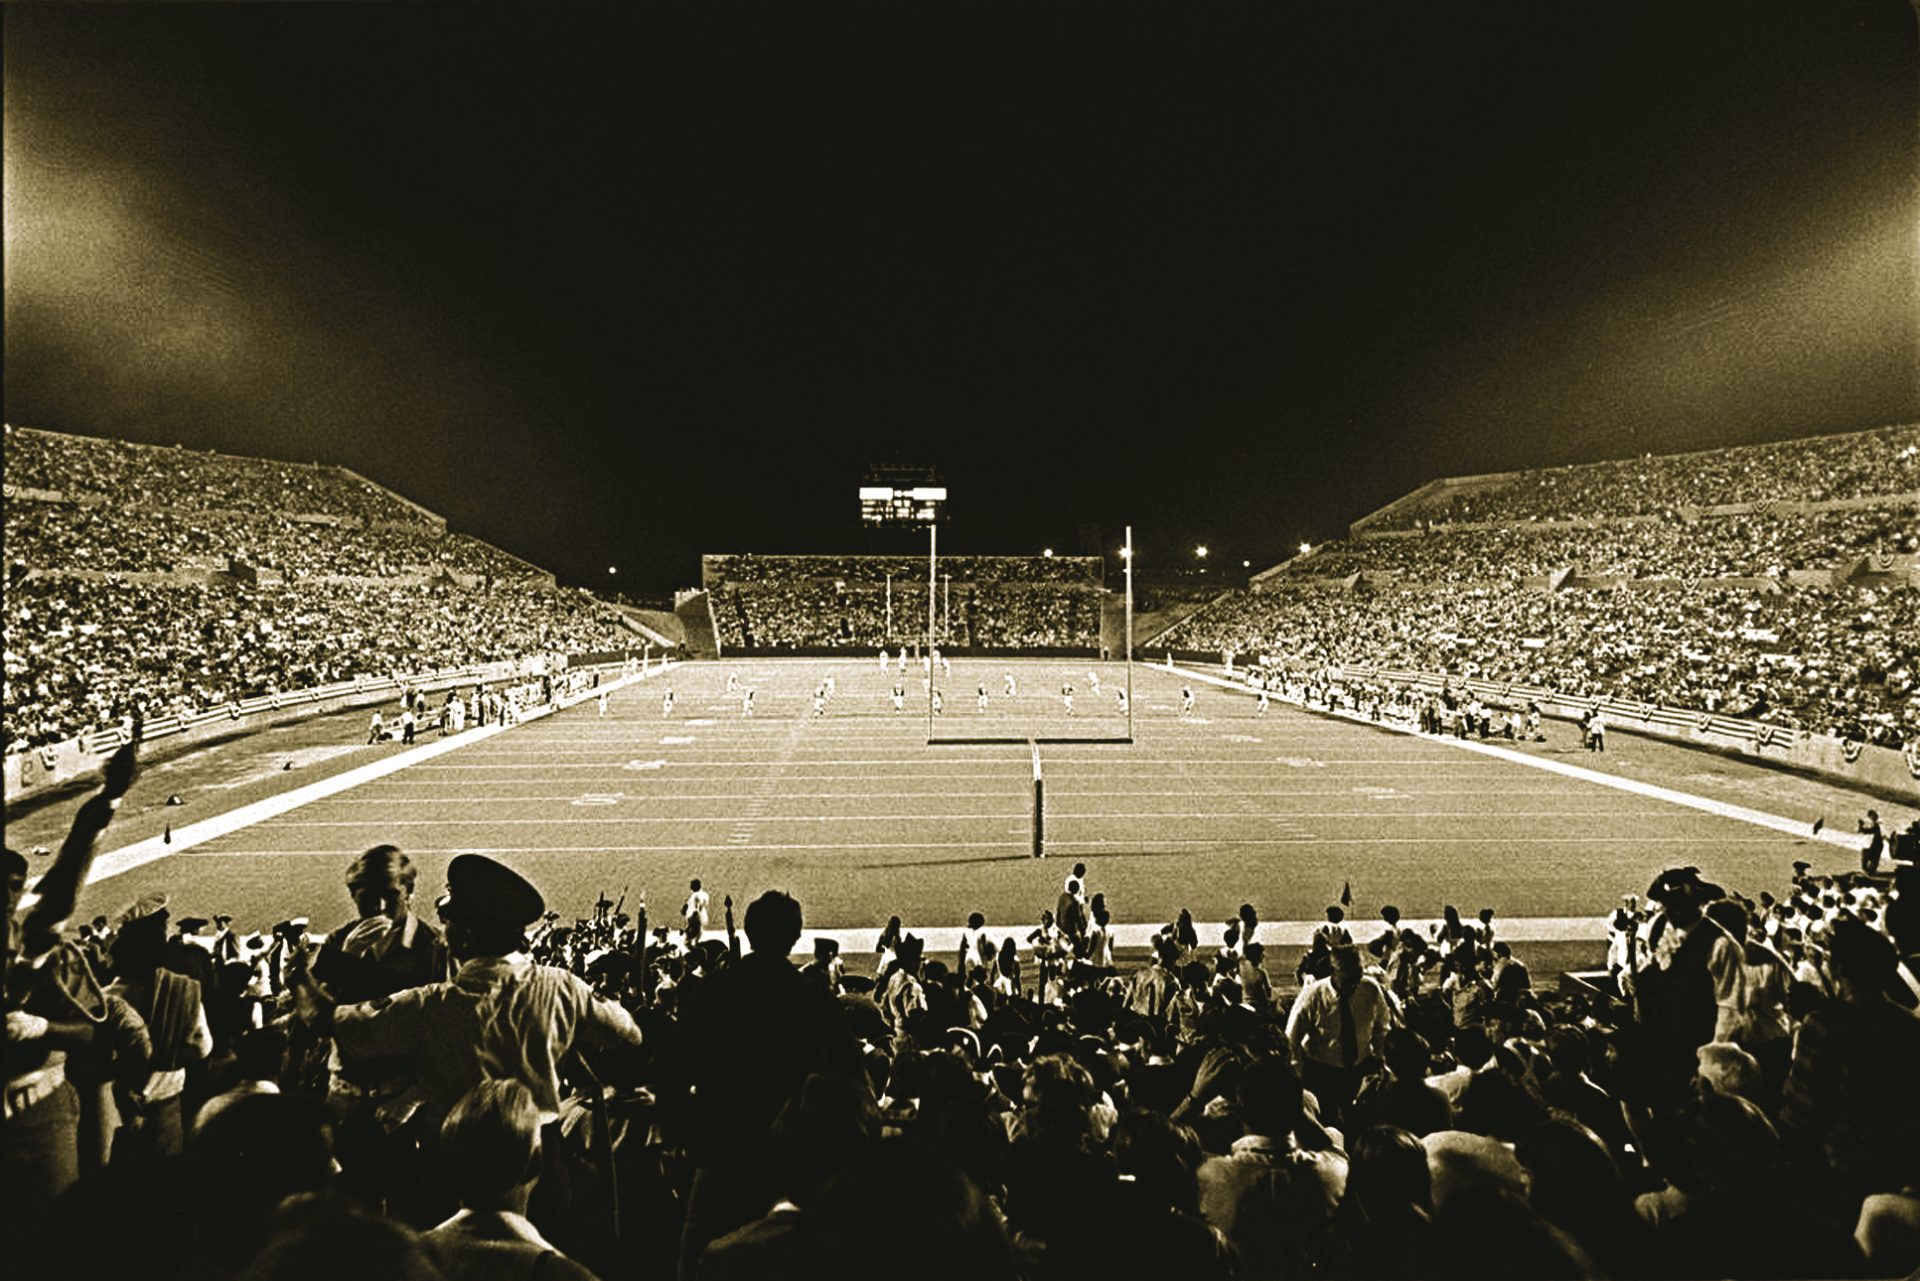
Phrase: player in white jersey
[
  {"left": 824, "top": 675, "right": 836, "bottom": 698},
  {"left": 931, "top": 688, "right": 944, "bottom": 716},
  {"left": 1116, "top": 688, "right": 1128, "bottom": 715},
  {"left": 741, "top": 688, "right": 755, "bottom": 717},
  {"left": 725, "top": 670, "right": 739, "bottom": 695},
  {"left": 1088, "top": 670, "right": 1101, "bottom": 697},
  {"left": 879, "top": 647, "right": 891, "bottom": 671},
  {"left": 597, "top": 690, "right": 608, "bottom": 717},
  {"left": 1256, "top": 688, "right": 1270, "bottom": 716},
  {"left": 898, "top": 646, "right": 910, "bottom": 672},
  {"left": 1062, "top": 682, "right": 1074, "bottom": 715},
  {"left": 977, "top": 682, "right": 989, "bottom": 712},
  {"left": 1181, "top": 686, "right": 1195, "bottom": 718},
  {"left": 940, "top": 654, "right": 952, "bottom": 678},
  {"left": 812, "top": 684, "right": 827, "bottom": 717},
  {"left": 1004, "top": 671, "right": 1017, "bottom": 698},
  {"left": 661, "top": 688, "right": 675, "bottom": 717},
  {"left": 892, "top": 682, "right": 905, "bottom": 713}
]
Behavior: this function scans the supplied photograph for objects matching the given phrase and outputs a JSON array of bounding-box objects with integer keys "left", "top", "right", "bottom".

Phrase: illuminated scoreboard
[{"left": 859, "top": 467, "right": 946, "bottom": 527}]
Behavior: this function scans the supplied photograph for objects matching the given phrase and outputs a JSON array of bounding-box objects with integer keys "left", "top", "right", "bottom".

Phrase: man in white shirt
[{"left": 1286, "top": 945, "right": 1391, "bottom": 1128}]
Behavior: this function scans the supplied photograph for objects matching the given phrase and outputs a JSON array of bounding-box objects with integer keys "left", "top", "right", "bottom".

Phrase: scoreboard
[{"left": 859, "top": 467, "right": 946, "bottom": 527}]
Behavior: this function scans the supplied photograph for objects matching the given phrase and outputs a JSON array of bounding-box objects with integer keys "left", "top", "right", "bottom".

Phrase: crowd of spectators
[
  {"left": 705, "top": 554, "right": 1104, "bottom": 589},
  {"left": 719, "top": 583, "right": 1103, "bottom": 652},
  {"left": 6, "top": 502, "right": 542, "bottom": 582},
  {"left": 4, "top": 578, "right": 637, "bottom": 752},
  {"left": 3, "top": 427, "right": 635, "bottom": 753},
  {"left": 7, "top": 754, "right": 1918, "bottom": 1280},
  {"left": 5, "top": 425, "right": 424, "bottom": 524},
  {"left": 1371, "top": 424, "right": 1920, "bottom": 530},
  {"left": 1169, "top": 582, "right": 1918, "bottom": 747},
  {"left": 1290, "top": 505, "right": 1917, "bottom": 586}
]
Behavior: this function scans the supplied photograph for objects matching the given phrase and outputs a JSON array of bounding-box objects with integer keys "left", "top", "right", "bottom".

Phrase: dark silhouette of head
[{"left": 745, "top": 889, "right": 803, "bottom": 958}]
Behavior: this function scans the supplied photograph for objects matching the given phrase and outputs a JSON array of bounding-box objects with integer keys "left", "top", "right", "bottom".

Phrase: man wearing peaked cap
[
  {"left": 291, "top": 853, "right": 641, "bottom": 1131},
  {"left": 437, "top": 852, "right": 546, "bottom": 930}
]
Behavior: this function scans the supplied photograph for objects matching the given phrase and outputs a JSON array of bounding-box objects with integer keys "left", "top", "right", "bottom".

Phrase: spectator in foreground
[
  {"left": 313, "top": 845, "right": 445, "bottom": 1003},
  {"left": 1308, "top": 1124, "right": 1432, "bottom": 1281},
  {"left": 663, "top": 889, "right": 861, "bottom": 1281},
  {"left": 239, "top": 1192, "right": 443, "bottom": 1281},
  {"left": 423, "top": 1078, "right": 598, "bottom": 1279},
  {"left": 1286, "top": 945, "right": 1391, "bottom": 1127},
  {"left": 1196, "top": 1055, "right": 1348, "bottom": 1280},
  {"left": 3, "top": 744, "right": 139, "bottom": 1219},
  {"left": 1779, "top": 916, "right": 1920, "bottom": 1217}
]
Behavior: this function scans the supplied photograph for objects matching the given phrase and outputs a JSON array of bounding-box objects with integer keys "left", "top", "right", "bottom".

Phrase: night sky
[{"left": 5, "top": 2, "right": 1917, "bottom": 593}]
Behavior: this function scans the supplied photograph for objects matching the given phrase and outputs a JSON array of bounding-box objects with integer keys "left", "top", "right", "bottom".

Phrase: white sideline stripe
[
  {"left": 82, "top": 726, "right": 514, "bottom": 883},
  {"left": 78, "top": 668, "right": 673, "bottom": 887},
  {"left": 1175, "top": 666, "right": 1865, "bottom": 854}
]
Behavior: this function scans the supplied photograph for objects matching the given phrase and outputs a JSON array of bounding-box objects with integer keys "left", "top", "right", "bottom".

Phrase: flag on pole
[{"left": 1340, "top": 880, "right": 1352, "bottom": 907}]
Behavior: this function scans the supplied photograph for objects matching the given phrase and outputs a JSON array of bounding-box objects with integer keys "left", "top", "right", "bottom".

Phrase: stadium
[{"left": 6, "top": 6, "right": 1920, "bottom": 1281}]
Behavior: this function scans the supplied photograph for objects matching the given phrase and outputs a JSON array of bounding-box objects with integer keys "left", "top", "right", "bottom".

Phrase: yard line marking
[
  {"left": 1174, "top": 664, "right": 1865, "bottom": 852},
  {"left": 299, "top": 796, "right": 1693, "bottom": 818}
]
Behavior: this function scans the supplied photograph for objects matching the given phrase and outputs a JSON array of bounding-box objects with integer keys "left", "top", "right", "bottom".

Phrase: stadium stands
[
  {"left": 705, "top": 554, "right": 1106, "bottom": 652},
  {"left": 3, "top": 426, "right": 637, "bottom": 752},
  {"left": 7, "top": 423, "right": 1920, "bottom": 1279},
  {"left": 1366, "top": 423, "right": 1920, "bottom": 530},
  {"left": 1168, "top": 425, "right": 1919, "bottom": 751}
]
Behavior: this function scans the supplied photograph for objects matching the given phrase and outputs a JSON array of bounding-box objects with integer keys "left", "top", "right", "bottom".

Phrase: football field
[{"left": 60, "top": 658, "right": 1873, "bottom": 963}]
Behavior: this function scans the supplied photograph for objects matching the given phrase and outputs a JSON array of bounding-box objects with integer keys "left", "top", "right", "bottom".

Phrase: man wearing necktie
[{"left": 1285, "top": 945, "right": 1391, "bottom": 1128}]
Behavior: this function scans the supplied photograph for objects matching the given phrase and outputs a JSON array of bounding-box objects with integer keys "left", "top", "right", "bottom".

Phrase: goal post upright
[
  {"left": 1031, "top": 738, "right": 1045, "bottom": 859},
  {"left": 927, "top": 521, "right": 937, "bottom": 739},
  {"left": 1124, "top": 523, "right": 1134, "bottom": 741}
]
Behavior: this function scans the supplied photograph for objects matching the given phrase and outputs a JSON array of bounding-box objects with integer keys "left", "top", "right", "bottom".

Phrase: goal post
[{"left": 1031, "top": 738, "right": 1044, "bottom": 859}]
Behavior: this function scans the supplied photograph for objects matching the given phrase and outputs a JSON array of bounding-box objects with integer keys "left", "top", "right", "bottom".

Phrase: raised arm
[{"left": 22, "top": 743, "right": 139, "bottom": 946}]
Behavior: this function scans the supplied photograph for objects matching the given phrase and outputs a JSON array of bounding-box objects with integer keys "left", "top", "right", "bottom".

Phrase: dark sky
[{"left": 6, "top": 2, "right": 1917, "bottom": 592}]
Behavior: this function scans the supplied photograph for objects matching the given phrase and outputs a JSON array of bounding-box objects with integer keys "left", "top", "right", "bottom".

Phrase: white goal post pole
[
  {"left": 1125, "top": 524, "right": 1134, "bottom": 739},
  {"left": 927, "top": 522, "right": 938, "bottom": 737},
  {"left": 1031, "top": 738, "right": 1045, "bottom": 859}
]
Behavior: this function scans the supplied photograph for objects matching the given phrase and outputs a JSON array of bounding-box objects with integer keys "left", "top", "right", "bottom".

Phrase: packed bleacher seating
[
  {"left": 1166, "top": 426, "right": 1920, "bottom": 752},
  {"left": 3, "top": 426, "right": 635, "bottom": 752},
  {"left": 708, "top": 555, "right": 1106, "bottom": 652},
  {"left": 8, "top": 751, "right": 1918, "bottom": 1280},
  {"left": 5, "top": 503, "right": 545, "bottom": 581},
  {"left": 5, "top": 424, "right": 426, "bottom": 523},
  {"left": 706, "top": 553, "right": 1103, "bottom": 588},
  {"left": 1371, "top": 423, "right": 1920, "bottom": 530},
  {"left": 1290, "top": 505, "right": 1917, "bottom": 585},
  {"left": 1168, "top": 582, "right": 1919, "bottom": 747}
]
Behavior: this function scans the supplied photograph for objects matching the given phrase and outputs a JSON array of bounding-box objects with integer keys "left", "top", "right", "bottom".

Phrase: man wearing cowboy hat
[
  {"left": 293, "top": 853, "right": 642, "bottom": 1130},
  {"left": 1630, "top": 866, "right": 1728, "bottom": 1102}
]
